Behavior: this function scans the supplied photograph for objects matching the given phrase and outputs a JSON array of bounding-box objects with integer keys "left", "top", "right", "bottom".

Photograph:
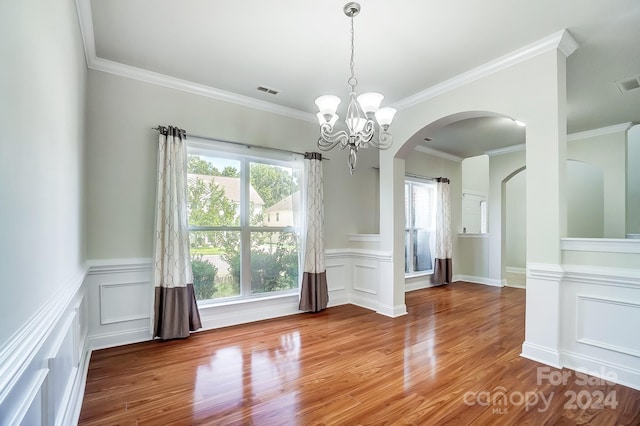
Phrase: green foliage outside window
[{"left": 186, "top": 155, "right": 299, "bottom": 300}]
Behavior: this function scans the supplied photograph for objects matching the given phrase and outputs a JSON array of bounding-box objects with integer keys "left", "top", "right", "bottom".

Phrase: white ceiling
[{"left": 86, "top": 0, "right": 640, "bottom": 158}]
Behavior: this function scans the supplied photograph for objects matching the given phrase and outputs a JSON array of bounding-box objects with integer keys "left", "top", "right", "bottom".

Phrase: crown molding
[
  {"left": 89, "top": 57, "right": 316, "bottom": 122},
  {"left": 76, "top": 2, "right": 578, "bottom": 127},
  {"left": 74, "top": 0, "right": 315, "bottom": 123},
  {"left": 414, "top": 145, "right": 463, "bottom": 162},
  {"left": 75, "top": 0, "right": 96, "bottom": 67},
  {"left": 557, "top": 30, "right": 579, "bottom": 57},
  {"left": 484, "top": 144, "right": 526, "bottom": 156},
  {"left": 567, "top": 122, "right": 634, "bottom": 141},
  {"left": 392, "top": 29, "right": 579, "bottom": 111}
]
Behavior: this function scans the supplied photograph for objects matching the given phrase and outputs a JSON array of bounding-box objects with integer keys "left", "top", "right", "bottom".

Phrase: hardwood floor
[{"left": 79, "top": 282, "right": 640, "bottom": 425}]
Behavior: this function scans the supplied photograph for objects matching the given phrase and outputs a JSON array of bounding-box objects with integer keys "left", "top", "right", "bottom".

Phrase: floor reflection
[{"left": 192, "top": 331, "right": 301, "bottom": 422}]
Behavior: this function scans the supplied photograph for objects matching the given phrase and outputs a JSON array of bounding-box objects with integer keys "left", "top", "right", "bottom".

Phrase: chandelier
[{"left": 315, "top": 2, "right": 397, "bottom": 174}]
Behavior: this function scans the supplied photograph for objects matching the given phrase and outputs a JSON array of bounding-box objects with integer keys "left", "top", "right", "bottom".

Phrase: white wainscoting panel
[
  {"left": 577, "top": 296, "right": 640, "bottom": 357},
  {"left": 325, "top": 249, "right": 391, "bottom": 313},
  {"left": 560, "top": 264, "right": 640, "bottom": 391},
  {"left": 521, "top": 263, "right": 563, "bottom": 368},
  {"left": 353, "top": 263, "right": 378, "bottom": 295},
  {"left": 7, "top": 368, "right": 48, "bottom": 426},
  {"left": 325, "top": 262, "right": 349, "bottom": 307},
  {"left": 99, "top": 281, "right": 151, "bottom": 325},
  {"left": 85, "top": 259, "right": 154, "bottom": 350},
  {"left": 46, "top": 311, "right": 78, "bottom": 425},
  {"left": 326, "top": 264, "right": 346, "bottom": 292},
  {"left": 0, "top": 269, "right": 90, "bottom": 426}
]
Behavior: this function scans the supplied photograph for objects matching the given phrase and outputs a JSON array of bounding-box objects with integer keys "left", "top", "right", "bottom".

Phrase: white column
[
  {"left": 521, "top": 49, "right": 568, "bottom": 367},
  {"left": 378, "top": 151, "right": 407, "bottom": 317}
]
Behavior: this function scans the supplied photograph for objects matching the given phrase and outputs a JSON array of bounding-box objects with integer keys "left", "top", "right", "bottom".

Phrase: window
[
  {"left": 405, "top": 179, "right": 436, "bottom": 275},
  {"left": 480, "top": 200, "right": 488, "bottom": 234},
  {"left": 187, "top": 138, "right": 303, "bottom": 303},
  {"left": 462, "top": 192, "right": 488, "bottom": 233}
]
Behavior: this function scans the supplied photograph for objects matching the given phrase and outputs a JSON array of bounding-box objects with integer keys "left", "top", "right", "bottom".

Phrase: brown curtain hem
[
  {"left": 432, "top": 258, "right": 452, "bottom": 285},
  {"left": 154, "top": 284, "right": 202, "bottom": 340},
  {"left": 298, "top": 271, "right": 328, "bottom": 312}
]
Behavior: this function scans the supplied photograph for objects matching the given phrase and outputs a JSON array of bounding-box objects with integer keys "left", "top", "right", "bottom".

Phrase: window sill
[{"left": 197, "top": 291, "right": 298, "bottom": 309}]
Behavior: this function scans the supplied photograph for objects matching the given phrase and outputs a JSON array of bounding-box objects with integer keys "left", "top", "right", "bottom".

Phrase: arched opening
[{"left": 394, "top": 111, "right": 527, "bottom": 291}]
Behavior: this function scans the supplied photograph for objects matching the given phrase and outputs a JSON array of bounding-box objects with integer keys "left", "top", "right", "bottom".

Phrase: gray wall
[
  {"left": 85, "top": 70, "right": 378, "bottom": 259},
  {"left": 567, "top": 130, "right": 626, "bottom": 237},
  {"left": 505, "top": 169, "right": 527, "bottom": 269},
  {"left": 0, "top": 0, "right": 87, "bottom": 347},
  {"left": 628, "top": 124, "right": 640, "bottom": 235}
]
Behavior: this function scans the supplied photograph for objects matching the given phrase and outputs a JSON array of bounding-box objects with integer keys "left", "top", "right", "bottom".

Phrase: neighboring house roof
[
  {"left": 264, "top": 191, "right": 300, "bottom": 214},
  {"left": 187, "top": 174, "right": 264, "bottom": 205}
]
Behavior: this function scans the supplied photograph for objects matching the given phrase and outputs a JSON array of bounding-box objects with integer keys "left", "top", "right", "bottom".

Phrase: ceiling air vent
[
  {"left": 616, "top": 75, "right": 640, "bottom": 93},
  {"left": 257, "top": 86, "right": 279, "bottom": 95}
]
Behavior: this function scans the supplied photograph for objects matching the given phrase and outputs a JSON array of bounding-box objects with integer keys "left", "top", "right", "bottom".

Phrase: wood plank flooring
[{"left": 79, "top": 282, "right": 640, "bottom": 425}]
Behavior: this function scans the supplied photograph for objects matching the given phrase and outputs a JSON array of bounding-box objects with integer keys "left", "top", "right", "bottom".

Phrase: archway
[{"left": 375, "top": 41, "right": 570, "bottom": 367}]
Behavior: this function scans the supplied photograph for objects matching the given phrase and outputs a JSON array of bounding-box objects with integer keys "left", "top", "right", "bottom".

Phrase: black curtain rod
[{"left": 152, "top": 127, "right": 328, "bottom": 160}]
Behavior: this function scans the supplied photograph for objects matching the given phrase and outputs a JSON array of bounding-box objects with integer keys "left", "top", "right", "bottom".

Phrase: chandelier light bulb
[
  {"left": 375, "top": 107, "right": 397, "bottom": 129},
  {"left": 346, "top": 117, "right": 367, "bottom": 133},
  {"left": 357, "top": 92, "right": 384, "bottom": 115},
  {"left": 317, "top": 112, "right": 339, "bottom": 128},
  {"left": 315, "top": 95, "right": 341, "bottom": 118}
]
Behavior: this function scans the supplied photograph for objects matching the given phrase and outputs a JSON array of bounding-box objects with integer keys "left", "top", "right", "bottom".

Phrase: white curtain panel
[
  {"left": 153, "top": 126, "right": 201, "bottom": 339},
  {"left": 303, "top": 155, "right": 325, "bottom": 274},
  {"left": 433, "top": 178, "right": 453, "bottom": 284},
  {"left": 298, "top": 153, "right": 328, "bottom": 312}
]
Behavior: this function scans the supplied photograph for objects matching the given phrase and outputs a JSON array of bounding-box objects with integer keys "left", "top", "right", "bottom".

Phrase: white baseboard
[
  {"left": 349, "top": 293, "right": 378, "bottom": 313},
  {"left": 89, "top": 328, "right": 153, "bottom": 351},
  {"left": 505, "top": 266, "right": 526, "bottom": 275},
  {"left": 521, "top": 341, "right": 562, "bottom": 368},
  {"left": 327, "top": 294, "right": 350, "bottom": 307},
  {"left": 561, "top": 350, "right": 640, "bottom": 391},
  {"left": 377, "top": 303, "right": 408, "bottom": 318},
  {"left": 454, "top": 275, "right": 503, "bottom": 287}
]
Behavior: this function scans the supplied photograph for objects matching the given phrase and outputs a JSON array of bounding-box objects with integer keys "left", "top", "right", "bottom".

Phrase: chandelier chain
[{"left": 348, "top": 15, "right": 357, "bottom": 90}]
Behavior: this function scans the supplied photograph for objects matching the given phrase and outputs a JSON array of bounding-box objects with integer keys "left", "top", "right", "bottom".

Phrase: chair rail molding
[
  {"left": 561, "top": 238, "right": 640, "bottom": 254},
  {"left": 0, "top": 268, "right": 89, "bottom": 426}
]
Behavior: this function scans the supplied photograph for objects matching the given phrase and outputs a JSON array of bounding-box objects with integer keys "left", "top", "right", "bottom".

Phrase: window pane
[
  {"left": 413, "top": 184, "right": 434, "bottom": 229},
  {"left": 414, "top": 229, "right": 433, "bottom": 272},
  {"left": 190, "top": 230, "right": 240, "bottom": 300},
  {"left": 404, "top": 230, "right": 410, "bottom": 273},
  {"left": 405, "top": 183, "right": 410, "bottom": 228},
  {"left": 250, "top": 162, "right": 299, "bottom": 227},
  {"left": 187, "top": 155, "right": 241, "bottom": 227},
  {"left": 250, "top": 232, "right": 299, "bottom": 294}
]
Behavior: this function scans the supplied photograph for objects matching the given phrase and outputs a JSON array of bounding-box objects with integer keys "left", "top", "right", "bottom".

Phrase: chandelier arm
[
  {"left": 368, "top": 129, "right": 393, "bottom": 150},
  {"left": 318, "top": 126, "right": 349, "bottom": 151},
  {"left": 359, "top": 119, "right": 375, "bottom": 143}
]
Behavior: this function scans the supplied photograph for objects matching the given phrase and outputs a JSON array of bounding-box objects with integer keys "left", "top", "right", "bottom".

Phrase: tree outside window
[{"left": 186, "top": 152, "right": 302, "bottom": 301}]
